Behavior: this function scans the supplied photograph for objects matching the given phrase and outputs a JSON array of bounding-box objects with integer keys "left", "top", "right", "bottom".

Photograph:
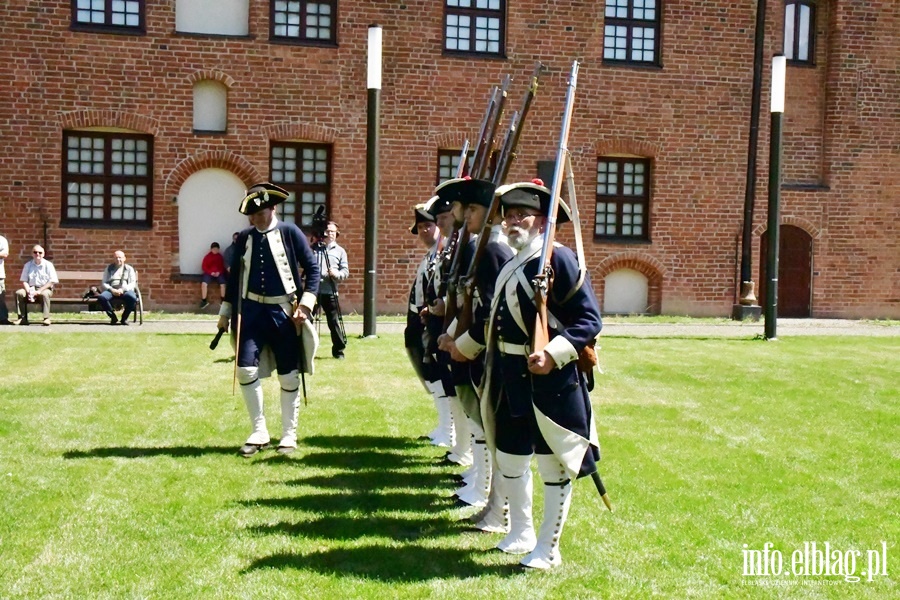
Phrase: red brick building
[{"left": 0, "top": 1, "right": 896, "bottom": 318}]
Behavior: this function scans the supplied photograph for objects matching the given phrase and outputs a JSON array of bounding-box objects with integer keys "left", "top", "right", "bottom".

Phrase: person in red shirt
[{"left": 200, "top": 242, "right": 226, "bottom": 309}]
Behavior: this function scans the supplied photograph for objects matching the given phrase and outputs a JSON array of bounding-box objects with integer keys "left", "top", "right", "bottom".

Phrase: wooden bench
[{"left": 51, "top": 270, "right": 144, "bottom": 324}]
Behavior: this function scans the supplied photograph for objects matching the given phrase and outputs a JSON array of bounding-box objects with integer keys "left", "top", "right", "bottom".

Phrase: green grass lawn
[{"left": 0, "top": 333, "right": 896, "bottom": 599}]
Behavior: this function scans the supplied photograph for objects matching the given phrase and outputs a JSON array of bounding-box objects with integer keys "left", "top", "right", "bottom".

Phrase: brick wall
[{"left": 0, "top": 1, "right": 896, "bottom": 317}]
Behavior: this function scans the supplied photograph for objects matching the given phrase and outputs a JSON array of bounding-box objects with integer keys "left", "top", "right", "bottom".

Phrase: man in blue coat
[
  {"left": 217, "top": 182, "right": 320, "bottom": 457},
  {"left": 453, "top": 179, "right": 602, "bottom": 569}
]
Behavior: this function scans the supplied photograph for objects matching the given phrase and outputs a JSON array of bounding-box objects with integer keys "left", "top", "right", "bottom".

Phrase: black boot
[
  {"left": 106, "top": 311, "right": 118, "bottom": 325},
  {"left": 119, "top": 310, "right": 131, "bottom": 325}
]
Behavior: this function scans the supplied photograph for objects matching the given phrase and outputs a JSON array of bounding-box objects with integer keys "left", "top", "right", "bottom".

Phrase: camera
[{"left": 311, "top": 205, "right": 329, "bottom": 240}]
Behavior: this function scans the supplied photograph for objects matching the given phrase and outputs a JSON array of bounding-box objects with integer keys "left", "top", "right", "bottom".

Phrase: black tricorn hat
[
  {"left": 410, "top": 198, "right": 437, "bottom": 234},
  {"left": 427, "top": 192, "right": 454, "bottom": 217},
  {"left": 497, "top": 179, "right": 570, "bottom": 224},
  {"left": 435, "top": 177, "right": 496, "bottom": 209},
  {"left": 239, "top": 182, "right": 290, "bottom": 215}
]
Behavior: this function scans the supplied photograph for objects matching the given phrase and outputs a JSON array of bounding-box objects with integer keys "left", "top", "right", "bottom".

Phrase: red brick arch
[
  {"left": 593, "top": 137, "right": 662, "bottom": 158},
  {"left": 261, "top": 121, "right": 338, "bottom": 143},
  {"left": 752, "top": 215, "right": 822, "bottom": 239},
  {"left": 57, "top": 109, "right": 160, "bottom": 136},
  {"left": 595, "top": 252, "right": 666, "bottom": 314},
  {"left": 431, "top": 132, "right": 470, "bottom": 149},
  {"left": 187, "top": 69, "right": 236, "bottom": 88},
  {"left": 164, "top": 151, "right": 261, "bottom": 200}
]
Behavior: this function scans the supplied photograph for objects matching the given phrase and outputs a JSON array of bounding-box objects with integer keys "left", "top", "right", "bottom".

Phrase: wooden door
[{"left": 759, "top": 225, "right": 812, "bottom": 318}]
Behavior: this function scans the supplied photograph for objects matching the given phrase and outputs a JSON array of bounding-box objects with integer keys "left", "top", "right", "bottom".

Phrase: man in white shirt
[
  {"left": 98, "top": 250, "right": 138, "bottom": 325},
  {"left": 0, "top": 233, "right": 10, "bottom": 325},
  {"left": 16, "top": 245, "right": 59, "bottom": 326}
]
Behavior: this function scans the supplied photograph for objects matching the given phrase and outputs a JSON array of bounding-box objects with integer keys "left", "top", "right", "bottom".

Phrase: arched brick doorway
[{"left": 760, "top": 224, "right": 813, "bottom": 317}]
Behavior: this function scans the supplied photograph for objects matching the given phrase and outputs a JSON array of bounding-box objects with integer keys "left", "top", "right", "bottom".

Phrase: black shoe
[
  {"left": 333, "top": 351, "right": 345, "bottom": 360},
  {"left": 200, "top": 299, "right": 210, "bottom": 309},
  {"left": 109, "top": 313, "right": 119, "bottom": 325},
  {"left": 238, "top": 443, "right": 269, "bottom": 457},
  {"left": 0, "top": 320, "right": 13, "bottom": 326},
  {"left": 18, "top": 318, "right": 29, "bottom": 326},
  {"left": 119, "top": 320, "right": 130, "bottom": 326}
]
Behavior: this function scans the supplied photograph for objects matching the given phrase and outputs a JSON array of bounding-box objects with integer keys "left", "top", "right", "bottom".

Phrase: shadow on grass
[
  {"left": 63, "top": 445, "right": 238, "bottom": 459},
  {"left": 241, "top": 490, "right": 453, "bottom": 514},
  {"left": 293, "top": 449, "right": 435, "bottom": 470},
  {"left": 244, "top": 546, "right": 523, "bottom": 580},
  {"left": 249, "top": 512, "right": 463, "bottom": 541},
  {"left": 301, "top": 434, "right": 426, "bottom": 451},
  {"left": 286, "top": 469, "right": 450, "bottom": 490}
]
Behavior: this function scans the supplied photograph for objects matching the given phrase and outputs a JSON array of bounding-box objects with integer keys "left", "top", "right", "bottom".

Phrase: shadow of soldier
[
  {"left": 244, "top": 546, "right": 522, "bottom": 581},
  {"left": 239, "top": 434, "right": 514, "bottom": 579},
  {"left": 63, "top": 445, "right": 239, "bottom": 459}
]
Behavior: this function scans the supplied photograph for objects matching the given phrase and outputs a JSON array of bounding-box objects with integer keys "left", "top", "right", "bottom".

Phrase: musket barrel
[
  {"left": 456, "top": 139, "right": 470, "bottom": 178},
  {"left": 537, "top": 60, "right": 579, "bottom": 273}
]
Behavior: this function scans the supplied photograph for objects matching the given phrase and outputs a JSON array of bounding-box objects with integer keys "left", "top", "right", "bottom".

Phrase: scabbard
[{"left": 591, "top": 471, "right": 613, "bottom": 512}]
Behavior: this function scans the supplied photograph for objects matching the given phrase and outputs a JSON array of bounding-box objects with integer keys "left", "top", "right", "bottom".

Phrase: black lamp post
[
  {"left": 733, "top": 0, "right": 767, "bottom": 321},
  {"left": 764, "top": 55, "right": 786, "bottom": 341},
  {"left": 363, "top": 24, "right": 382, "bottom": 337}
]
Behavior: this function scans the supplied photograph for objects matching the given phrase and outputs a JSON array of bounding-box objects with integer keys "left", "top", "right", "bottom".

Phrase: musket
[
  {"left": 456, "top": 139, "right": 470, "bottom": 178},
  {"left": 441, "top": 76, "right": 511, "bottom": 330},
  {"left": 533, "top": 60, "right": 579, "bottom": 354},
  {"left": 424, "top": 138, "right": 470, "bottom": 301},
  {"left": 471, "top": 75, "right": 511, "bottom": 179},
  {"left": 456, "top": 63, "right": 544, "bottom": 335},
  {"left": 531, "top": 61, "right": 612, "bottom": 512}
]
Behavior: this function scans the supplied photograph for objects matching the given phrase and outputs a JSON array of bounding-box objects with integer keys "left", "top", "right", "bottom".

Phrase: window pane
[
  {"left": 784, "top": 4, "right": 796, "bottom": 59},
  {"left": 62, "top": 132, "right": 152, "bottom": 224},
  {"left": 798, "top": 6, "right": 811, "bottom": 61}
]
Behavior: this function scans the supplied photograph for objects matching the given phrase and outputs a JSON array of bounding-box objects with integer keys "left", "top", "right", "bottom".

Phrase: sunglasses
[{"left": 33, "top": 251, "right": 43, "bottom": 255}]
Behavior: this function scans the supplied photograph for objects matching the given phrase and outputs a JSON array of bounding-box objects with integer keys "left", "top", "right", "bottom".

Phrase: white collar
[{"left": 255, "top": 215, "right": 279, "bottom": 234}]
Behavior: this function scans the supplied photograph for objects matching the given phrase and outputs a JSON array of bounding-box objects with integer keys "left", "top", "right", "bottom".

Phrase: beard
[{"left": 507, "top": 225, "right": 539, "bottom": 251}]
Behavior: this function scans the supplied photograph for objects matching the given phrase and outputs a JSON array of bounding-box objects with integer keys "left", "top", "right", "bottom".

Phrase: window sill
[
  {"left": 174, "top": 32, "right": 255, "bottom": 40},
  {"left": 70, "top": 25, "right": 145, "bottom": 36},
  {"left": 269, "top": 38, "right": 338, "bottom": 49},
  {"left": 593, "top": 237, "right": 652, "bottom": 245},
  {"left": 600, "top": 60, "right": 663, "bottom": 71},
  {"left": 60, "top": 221, "right": 153, "bottom": 231},
  {"left": 441, "top": 50, "right": 507, "bottom": 61}
]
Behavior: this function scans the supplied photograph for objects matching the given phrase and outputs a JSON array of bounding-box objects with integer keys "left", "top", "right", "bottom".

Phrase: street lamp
[
  {"left": 764, "top": 55, "right": 786, "bottom": 340},
  {"left": 363, "top": 24, "right": 382, "bottom": 337},
  {"left": 733, "top": 0, "right": 767, "bottom": 321}
]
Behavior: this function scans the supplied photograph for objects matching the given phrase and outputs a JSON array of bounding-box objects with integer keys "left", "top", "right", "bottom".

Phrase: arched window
[
  {"left": 784, "top": 0, "right": 816, "bottom": 65},
  {"left": 193, "top": 80, "right": 228, "bottom": 133},
  {"left": 603, "top": 269, "right": 649, "bottom": 315}
]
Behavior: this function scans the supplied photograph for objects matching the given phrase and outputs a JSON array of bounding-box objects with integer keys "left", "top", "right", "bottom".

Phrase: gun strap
[{"left": 561, "top": 151, "right": 587, "bottom": 304}]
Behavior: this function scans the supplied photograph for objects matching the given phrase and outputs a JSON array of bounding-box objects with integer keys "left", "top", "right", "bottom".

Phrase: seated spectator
[
  {"left": 16, "top": 244, "right": 58, "bottom": 326},
  {"left": 98, "top": 250, "right": 138, "bottom": 326},
  {"left": 0, "top": 232, "right": 10, "bottom": 325},
  {"left": 200, "top": 242, "right": 226, "bottom": 309}
]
